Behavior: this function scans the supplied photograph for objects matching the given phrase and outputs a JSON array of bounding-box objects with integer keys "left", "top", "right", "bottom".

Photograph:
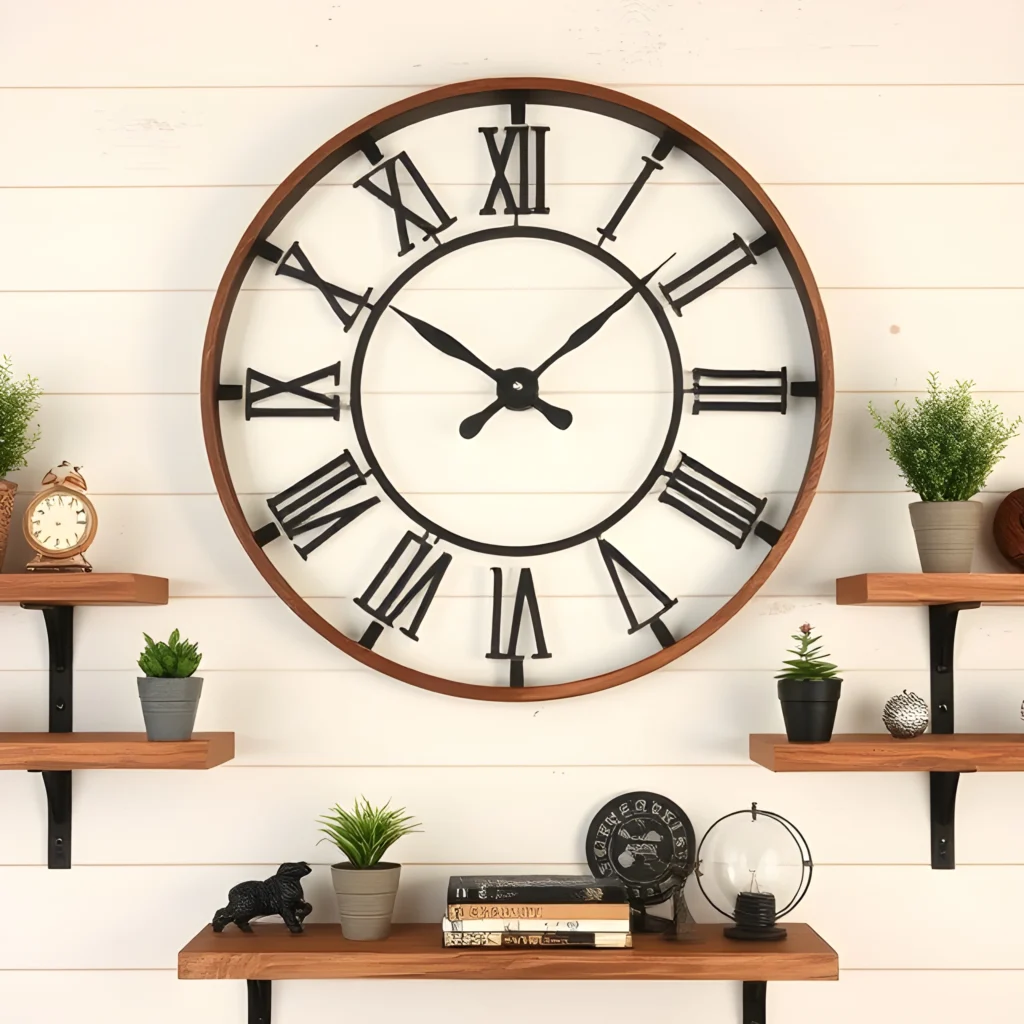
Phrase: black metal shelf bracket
[
  {"left": 248, "top": 980, "right": 271, "bottom": 1024},
  {"left": 743, "top": 980, "right": 767, "bottom": 1024},
  {"left": 928, "top": 601, "right": 979, "bottom": 870},
  {"left": 22, "top": 603, "right": 74, "bottom": 869}
]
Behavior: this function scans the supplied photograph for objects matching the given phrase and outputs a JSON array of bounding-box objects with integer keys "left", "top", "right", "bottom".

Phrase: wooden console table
[{"left": 179, "top": 922, "right": 838, "bottom": 1024}]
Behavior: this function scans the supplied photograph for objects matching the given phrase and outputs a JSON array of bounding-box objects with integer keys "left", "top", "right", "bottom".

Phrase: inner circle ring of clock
[{"left": 350, "top": 223, "right": 684, "bottom": 558}]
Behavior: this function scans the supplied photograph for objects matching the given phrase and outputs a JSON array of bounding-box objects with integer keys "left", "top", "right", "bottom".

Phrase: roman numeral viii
[
  {"left": 356, "top": 532, "right": 452, "bottom": 648},
  {"left": 254, "top": 451, "right": 379, "bottom": 559},
  {"left": 354, "top": 149, "right": 456, "bottom": 257},
  {"left": 253, "top": 240, "right": 372, "bottom": 332},
  {"left": 479, "top": 123, "right": 549, "bottom": 217},
  {"left": 659, "top": 453, "right": 780, "bottom": 548},
  {"left": 486, "top": 567, "right": 551, "bottom": 688},
  {"left": 659, "top": 233, "right": 777, "bottom": 314}
]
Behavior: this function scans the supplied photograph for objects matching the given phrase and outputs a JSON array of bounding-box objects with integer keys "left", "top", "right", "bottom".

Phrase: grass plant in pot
[
  {"left": 776, "top": 623, "right": 842, "bottom": 743},
  {"left": 318, "top": 798, "right": 421, "bottom": 941},
  {"left": 869, "top": 373, "right": 1020, "bottom": 572},
  {"left": 0, "top": 356, "right": 41, "bottom": 569},
  {"left": 137, "top": 630, "right": 203, "bottom": 741}
]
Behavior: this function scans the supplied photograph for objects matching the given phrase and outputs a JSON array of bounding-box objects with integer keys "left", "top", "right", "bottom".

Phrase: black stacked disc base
[
  {"left": 724, "top": 923, "right": 788, "bottom": 941},
  {"left": 724, "top": 890, "right": 786, "bottom": 941}
]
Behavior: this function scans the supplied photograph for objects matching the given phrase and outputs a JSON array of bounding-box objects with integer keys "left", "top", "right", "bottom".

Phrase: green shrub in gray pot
[
  {"left": 318, "top": 798, "right": 421, "bottom": 940},
  {"left": 776, "top": 623, "right": 842, "bottom": 743},
  {"left": 137, "top": 630, "right": 203, "bottom": 741}
]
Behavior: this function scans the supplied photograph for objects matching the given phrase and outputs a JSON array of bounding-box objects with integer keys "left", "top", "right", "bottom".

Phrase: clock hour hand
[
  {"left": 391, "top": 307, "right": 500, "bottom": 382},
  {"left": 532, "top": 253, "right": 675, "bottom": 377}
]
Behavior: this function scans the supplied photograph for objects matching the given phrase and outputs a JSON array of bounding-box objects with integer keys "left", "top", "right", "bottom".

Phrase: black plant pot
[{"left": 777, "top": 678, "right": 842, "bottom": 743}]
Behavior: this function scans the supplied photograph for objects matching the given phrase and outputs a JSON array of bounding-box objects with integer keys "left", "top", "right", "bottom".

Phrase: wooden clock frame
[{"left": 201, "top": 77, "right": 833, "bottom": 702}]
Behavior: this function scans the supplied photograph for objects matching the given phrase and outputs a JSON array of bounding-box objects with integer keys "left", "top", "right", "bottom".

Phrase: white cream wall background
[{"left": 1, "top": 1, "right": 1023, "bottom": 1020}]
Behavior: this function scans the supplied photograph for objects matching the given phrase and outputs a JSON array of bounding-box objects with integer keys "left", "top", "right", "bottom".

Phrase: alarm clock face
[
  {"left": 202, "top": 78, "right": 832, "bottom": 700},
  {"left": 586, "top": 791, "right": 696, "bottom": 904},
  {"left": 25, "top": 489, "right": 94, "bottom": 555}
]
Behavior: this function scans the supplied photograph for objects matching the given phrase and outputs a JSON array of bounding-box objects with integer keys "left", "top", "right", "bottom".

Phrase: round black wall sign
[{"left": 585, "top": 791, "right": 696, "bottom": 904}]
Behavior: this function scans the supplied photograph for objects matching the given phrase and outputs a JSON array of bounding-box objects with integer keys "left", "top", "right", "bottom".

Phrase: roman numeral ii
[
  {"left": 486, "top": 567, "right": 552, "bottom": 687},
  {"left": 659, "top": 233, "right": 777, "bottom": 314}
]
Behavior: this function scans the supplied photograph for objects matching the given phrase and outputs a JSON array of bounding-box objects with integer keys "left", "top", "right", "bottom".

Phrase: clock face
[
  {"left": 26, "top": 489, "right": 92, "bottom": 554},
  {"left": 203, "top": 78, "right": 832, "bottom": 701}
]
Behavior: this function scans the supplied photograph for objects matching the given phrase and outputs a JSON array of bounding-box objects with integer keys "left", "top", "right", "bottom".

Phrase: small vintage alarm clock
[{"left": 24, "top": 462, "right": 98, "bottom": 572}]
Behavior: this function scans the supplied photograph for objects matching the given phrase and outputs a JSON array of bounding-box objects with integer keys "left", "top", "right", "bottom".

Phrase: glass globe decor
[{"left": 695, "top": 803, "right": 812, "bottom": 941}]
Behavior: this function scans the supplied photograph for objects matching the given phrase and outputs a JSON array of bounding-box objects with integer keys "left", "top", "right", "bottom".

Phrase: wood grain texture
[
  {"left": 836, "top": 573, "right": 1024, "bottom": 605},
  {"left": 750, "top": 733, "right": 1024, "bottom": 772},
  {"left": 0, "top": 573, "right": 168, "bottom": 605},
  {"left": 0, "top": 732, "right": 234, "bottom": 769},
  {"left": 201, "top": 77, "right": 834, "bottom": 702},
  {"left": 177, "top": 923, "right": 837, "bottom": 982}
]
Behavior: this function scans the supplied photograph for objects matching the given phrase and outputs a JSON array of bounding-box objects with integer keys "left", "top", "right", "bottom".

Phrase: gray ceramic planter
[
  {"left": 331, "top": 863, "right": 401, "bottom": 940},
  {"left": 137, "top": 676, "right": 203, "bottom": 741},
  {"left": 908, "top": 500, "right": 982, "bottom": 572}
]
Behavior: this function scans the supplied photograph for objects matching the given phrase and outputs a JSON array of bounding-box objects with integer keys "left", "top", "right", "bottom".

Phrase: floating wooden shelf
[
  {"left": 180, "top": 923, "right": 835, "bottom": 1024},
  {"left": 750, "top": 733, "right": 1024, "bottom": 773},
  {"left": 836, "top": 572, "right": 1024, "bottom": 606},
  {"left": 0, "top": 732, "right": 234, "bottom": 770},
  {"left": 0, "top": 572, "right": 168, "bottom": 605}
]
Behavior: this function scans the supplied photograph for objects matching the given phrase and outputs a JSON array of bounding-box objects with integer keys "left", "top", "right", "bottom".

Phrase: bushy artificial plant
[
  {"left": 869, "top": 373, "right": 1020, "bottom": 501},
  {"left": 0, "top": 355, "right": 42, "bottom": 479},
  {"left": 138, "top": 629, "right": 203, "bottom": 677},
  {"left": 318, "top": 797, "right": 421, "bottom": 868},
  {"left": 775, "top": 623, "right": 839, "bottom": 682}
]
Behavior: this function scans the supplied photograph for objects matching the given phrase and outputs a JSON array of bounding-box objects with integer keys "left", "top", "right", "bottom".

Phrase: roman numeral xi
[{"left": 486, "top": 567, "right": 551, "bottom": 687}]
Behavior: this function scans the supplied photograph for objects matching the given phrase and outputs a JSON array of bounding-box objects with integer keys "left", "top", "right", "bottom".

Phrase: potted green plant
[
  {"left": 0, "top": 355, "right": 42, "bottom": 569},
  {"left": 137, "top": 630, "right": 203, "bottom": 741},
  {"left": 776, "top": 623, "right": 842, "bottom": 743},
  {"left": 869, "top": 373, "right": 1020, "bottom": 572},
  {"left": 318, "top": 797, "right": 421, "bottom": 940}
]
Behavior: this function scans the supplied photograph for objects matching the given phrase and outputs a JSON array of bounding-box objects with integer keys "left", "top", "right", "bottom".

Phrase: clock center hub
[{"left": 496, "top": 367, "right": 538, "bottom": 410}]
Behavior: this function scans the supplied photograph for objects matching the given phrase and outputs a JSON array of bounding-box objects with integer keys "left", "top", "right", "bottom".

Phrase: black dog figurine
[{"left": 212, "top": 861, "right": 313, "bottom": 934}]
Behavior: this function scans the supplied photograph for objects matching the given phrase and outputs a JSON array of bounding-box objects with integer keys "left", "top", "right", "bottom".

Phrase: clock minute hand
[
  {"left": 532, "top": 253, "right": 675, "bottom": 378},
  {"left": 392, "top": 307, "right": 500, "bottom": 382}
]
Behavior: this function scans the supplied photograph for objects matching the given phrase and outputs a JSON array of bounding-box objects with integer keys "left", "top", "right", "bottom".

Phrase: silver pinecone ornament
[{"left": 882, "top": 690, "right": 929, "bottom": 738}]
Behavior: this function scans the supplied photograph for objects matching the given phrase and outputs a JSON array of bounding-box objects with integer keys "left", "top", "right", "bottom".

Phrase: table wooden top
[{"left": 178, "top": 923, "right": 838, "bottom": 982}]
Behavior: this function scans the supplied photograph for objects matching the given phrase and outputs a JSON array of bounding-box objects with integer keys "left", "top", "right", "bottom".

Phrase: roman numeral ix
[
  {"left": 253, "top": 240, "right": 372, "bottom": 332},
  {"left": 597, "top": 133, "right": 674, "bottom": 245},
  {"left": 356, "top": 532, "right": 452, "bottom": 648},
  {"left": 354, "top": 148, "right": 457, "bottom": 257},
  {"left": 244, "top": 362, "right": 342, "bottom": 420},
  {"left": 659, "top": 453, "right": 780, "bottom": 548},
  {"left": 598, "top": 539, "right": 677, "bottom": 648},
  {"left": 479, "top": 123, "right": 549, "bottom": 217},
  {"left": 659, "top": 233, "right": 777, "bottom": 314},
  {"left": 486, "top": 567, "right": 552, "bottom": 687},
  {"left": 254, "top": 451, "right": 379, "bottom": 559}
]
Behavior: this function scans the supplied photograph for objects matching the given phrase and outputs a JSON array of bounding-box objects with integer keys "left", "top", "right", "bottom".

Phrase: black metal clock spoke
[
  {"left": 532, "top": 253, "right": 675, "bottom": 377},
  {"left": 532, "top": 397, "right": 572, "bottom": 430},
  {"left": 458, "top": 398, "right": 504, "bottom": 439}
]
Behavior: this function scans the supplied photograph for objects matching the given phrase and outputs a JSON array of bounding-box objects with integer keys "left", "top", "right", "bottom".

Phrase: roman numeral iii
[
  {"left": 598, "top": 539, "right": 677, "bottom": 648},
  {"left": 659, "top": 233, "right": 777, "bottom": 314},
  {"left": 354, "top": 150, "right": 456, "bottom": 257},
  {"left": 659, "top": 453, "right": 780, "bottom": 548},
  {"left": 479, "top": 124, "right": 549, "bottom": 217},
  {"left": 245, "top": 362, "right": 342, "bottom": 420},
  {"left": 356, "top": 532, "right": 452, "bottom": 648},
  {"left": 486, "top": 567, "right": 552, "bottom": 687},
  {"left": 254, "top": 451, "right": 379, "bottom": 559},
  {"left": 253, "top": 240, "right": 372, "bottom": 331}
]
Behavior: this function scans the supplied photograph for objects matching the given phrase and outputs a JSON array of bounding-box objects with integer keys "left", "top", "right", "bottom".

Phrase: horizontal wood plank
[
  {"left": 750, "top": 733, "right": 1024, "bottom": 772},
  {"left": 177, "top": 922, "right": 837, "bottom": 981},
  {"left": 0, "top": 732, "right": 233, "bottom": 769},
  {"left": 836, "top": 573, "right": 1024, "bottom": 606},
  {"left": 0, "top": 573, "right": 168, "bottom": 605}
]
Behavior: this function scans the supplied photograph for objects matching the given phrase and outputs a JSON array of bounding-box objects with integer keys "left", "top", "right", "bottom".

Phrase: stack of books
[{"left": 442, "top": 874, "right": 632, "bottom": 948}]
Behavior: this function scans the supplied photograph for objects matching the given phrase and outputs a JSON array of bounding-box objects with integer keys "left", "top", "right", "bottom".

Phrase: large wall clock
[{"left": 202, "top": 77, "right": 832, "bottom": 702}]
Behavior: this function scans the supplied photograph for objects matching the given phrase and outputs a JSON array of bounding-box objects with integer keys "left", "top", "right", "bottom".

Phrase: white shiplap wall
[{"left": 2, "top": 2, "right": 1024, "bottom": 1020}]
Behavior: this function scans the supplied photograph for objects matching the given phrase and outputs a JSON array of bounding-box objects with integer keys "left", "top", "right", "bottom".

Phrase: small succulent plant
[
  {"left": 775, "top": 623, "right": 839, "bottom": 682},
  {"left": 138, "top": 629, "right": 202, "bottom": 678},
  {"left": 317, "top": 797, "right": 421, "bottom": 868}
]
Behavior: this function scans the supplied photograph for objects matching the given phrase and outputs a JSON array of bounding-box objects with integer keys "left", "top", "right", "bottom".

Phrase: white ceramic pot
[
  {"left": 908, "top": 501, "right": 983, "bottom": 573},
  {"left": 330, "top": 862, "right": 401, "bottom": 940}
]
